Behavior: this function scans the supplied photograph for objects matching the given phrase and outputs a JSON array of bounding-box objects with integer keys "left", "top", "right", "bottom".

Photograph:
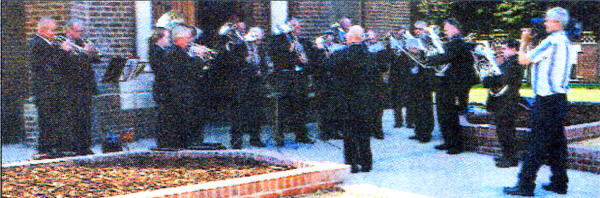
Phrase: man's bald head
[
  {"left": 37, "top": 17, "right": 57, "bottom": 40},
  {"left": 346, "top": 25, "right": 364, "bottom": 43}
]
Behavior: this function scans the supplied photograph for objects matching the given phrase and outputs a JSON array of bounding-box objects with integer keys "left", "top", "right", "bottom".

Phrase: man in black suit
[
  {"left": 407, "top": 21, "right": 435, "bottom": 143},
  {"left": 29, "top": 17, "right": 77, "bottom": 156},
  {"left": 269, "top": 18, "right": 314, "bottom": 146},
  {"left": 483, "top": 39, "right": 524, "bottom": 168},
  {"left": 149, "top": 27, "right": 173, "bottom": 149},
  {"left": 386, "top": 25, "right": 415, "bottom": 129},
  {"left": 164, "top": 25, "right": 209, "bottom": 149},
  {"left": 62, "top": 19, "right": 102, "bottom": 155},
  {"left": 227, "top": 27, "right": 268, "bottom": 149},
  {"left": 425, "top": 18, "right": 477, "bottom": 154},
  {"left": 328, "top": 25, "right": 378, "bottom": 173}
]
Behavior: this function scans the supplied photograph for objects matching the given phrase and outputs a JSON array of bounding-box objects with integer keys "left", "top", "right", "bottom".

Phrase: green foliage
[{"left": 493, "top": 0, "right": 545, "bottom": 37}]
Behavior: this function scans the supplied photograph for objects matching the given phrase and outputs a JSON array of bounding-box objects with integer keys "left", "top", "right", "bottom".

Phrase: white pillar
[
  {"left": 135, "top": 1, "right": 152, "bottom": 62},
  {"left": 270, "top": 1, "right": 288, "bottom": 34}
]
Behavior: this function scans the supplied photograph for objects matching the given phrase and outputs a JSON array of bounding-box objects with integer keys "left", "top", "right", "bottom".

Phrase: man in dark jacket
[
  {"left": 269, "top": 18, "right": 314, "bottom": 146},
  {"left": 62, "top": 19, "right": 102, "bottom": 155},
  {"left": 386, "top": 25, "right": 416, "bottom": 129},
  {"left": 407, "top": 20, "right": 435, "bottom": 143},
  {"left": 328, "top": 25, "right": 376, "bottom": 173},
  {"left": 29, "top": 17, "right": 78, "bottom": 156},
  {"left": 228, "top": 27, "right": 268, "bottom": 149},
  {"left": 164, "top": 25, "right": 209, "bottom": 149},
  {"left": 483, "top": 39, "right": 524, "bottom": 168},
  {"left": 149, "top": 27, "right": 173, "bottom": 149},
  {"left": 425, "top": 18, "right": 477, "bottom": 154}
]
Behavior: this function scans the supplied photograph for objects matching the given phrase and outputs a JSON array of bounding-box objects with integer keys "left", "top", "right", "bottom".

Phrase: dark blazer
[
  {"left": 70, "top": 38, "right": 101, "bottom": 97},
  {"left": 166, "top": 45, "right": 207, "bottom": 107},
  {"left": 28, "top": 35, "right": 74, "bottom": 102},
  {"left": 327, "top": 43, "right": 380, "bottom": 120},
  {"left": 150, "top": 44, "right": 172, "bottom": 104},
  {"left": 426, "top": 35, "right": 477, "bottom": 87},
  {"left": 483, "top": 55, "right": 523, "bottom": 99},
  {"left": 269, "top": 33, "right": 313, "bottom": 72}
]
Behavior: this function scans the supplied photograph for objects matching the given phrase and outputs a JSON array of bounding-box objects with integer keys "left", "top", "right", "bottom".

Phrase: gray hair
[
  {"left": 171, "top": 25, "right": 191, "bottom": 40},
  {"left": 546, "top": 7, "right": 569, "bottom": 28},
  {"left": 37, "top": 16, "right": 55, "bottom": 30},
  {"left": 414, "top": 20, "right": 428, "bottom": 29},
  {"left": 65, "top": 19, "right": 83, "bottom": 30}
]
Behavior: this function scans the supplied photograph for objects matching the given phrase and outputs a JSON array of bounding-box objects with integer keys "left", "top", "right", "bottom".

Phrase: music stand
[{"left": 101, "top": 57, "right": 127, "bottom": 83}]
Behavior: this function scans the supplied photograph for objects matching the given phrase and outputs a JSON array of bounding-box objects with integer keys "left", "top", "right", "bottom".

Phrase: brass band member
[
  {"left": 164, "top": 25, "right": 210, "bottom": 149},
  {"left": 149, "top": 27, "right": 173, "bottom": 149},
  {"left": 364, "top": 30, "right": 388, "bottom": 139},
  {"left": 327, "top": 25, "right": 376, "bottom": 173},
  {"left": 228, "top": 27, "right": 268, "bottom": 149},
  {"left": 384, "top": 25, "right": 415, "bottom": 129},
  {"left": 484, "top": 39, "right": 524, "bottom": 168},
  {"left": 63, "top": 19, "right": 102, "bottom": 155},
  {"left": 425, "top": 18, "right": 477, "bottom": 155},
  {"left": 29, "top": 17, "right": 78, "bottom": 157},
  {"left": 408, "top": 21, "right": 435, "bottom": 143},
  {"left": 313, "top": 31, "right": 343, "bottom": 140},
  {"left": 270, "top": 17, "right": 314, "bottom": 146}
]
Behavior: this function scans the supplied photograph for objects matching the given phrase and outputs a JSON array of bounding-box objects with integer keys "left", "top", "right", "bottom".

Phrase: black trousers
[
  {"left": 456, "top": 85, "right": 471, "bottom": 112},
  {"left": 231, "top": 75, "right": 263, "bottom": 145},
  {"left": 36, "top": 98, "right": 75, "bottom": 153},
  {"left": 435, "top": 83, "right": 464, "bottom": 149},
  {"left": 163, "top": 100, "right": 205, "bottom": 149},
  {"left": 343, "top": 119, "right": 373, "bottom": 168},
  {"left": 493, "top": 96, "right": 519, "bottom": 159},
  {"left": 390, "top": 79, "right": 415, "bottom": 126},
  {"left": 413, "top": 88, "right": 434, "bottom": 139},
  {"left": 71, "top": 94, "right": 93, "bottom": 153},
  {"left": 274, "top": 71, "right": 309, "bottom": 142},
  {"left": 518, "top": 94, "right": 569, "bottom": 186}
]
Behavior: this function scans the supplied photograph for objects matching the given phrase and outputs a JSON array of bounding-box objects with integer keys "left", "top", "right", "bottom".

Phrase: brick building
[
  {"left": 1, "top": 1, "right": 412, "bottom": 143},
  {"left": 2, "top": 1, "right": 598, "bottom": 144}
]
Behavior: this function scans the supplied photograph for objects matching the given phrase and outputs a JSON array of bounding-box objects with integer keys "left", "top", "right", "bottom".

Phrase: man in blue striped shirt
[{"left": 504, "top": 7, "right": 575, "bottom": 196}]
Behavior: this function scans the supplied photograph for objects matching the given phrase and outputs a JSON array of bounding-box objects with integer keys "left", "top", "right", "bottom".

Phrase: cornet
[
  {"left": 188, "top": 43, "right": 217, "bottom": 62},
  {"left": 53, "top": 35, "right": 101, "bottom": 56}
]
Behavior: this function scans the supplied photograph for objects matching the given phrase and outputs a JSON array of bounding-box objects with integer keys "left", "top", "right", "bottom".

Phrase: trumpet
[
  {"left": 188, "top": 43, "right": 218, "bottom": 62},
  {"left": 53, "top": 35, "right": 101, "bottom": 56}
]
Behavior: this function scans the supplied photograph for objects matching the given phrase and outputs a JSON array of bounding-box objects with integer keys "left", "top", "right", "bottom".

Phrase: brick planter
[
  {"left": 462, "top": 120, "right": 600, "bottom": 174},
  {"left": 2, "top": 150, "right": 349, "bottom": 197}
]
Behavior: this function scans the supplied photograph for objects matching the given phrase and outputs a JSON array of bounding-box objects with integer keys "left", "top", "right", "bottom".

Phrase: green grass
[
  {"left": 468, "top": 87, "right": 600, "bottom": 105},
  {"left": 471, "top": 83, "right": 600, "bottom": 89}
]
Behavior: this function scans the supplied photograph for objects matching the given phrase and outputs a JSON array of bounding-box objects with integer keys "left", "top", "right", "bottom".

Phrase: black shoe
[
  {"left": 407, "top": 123, "right": 416, "bottom": 129},
  {"left": 408, "top": 135, "right": 419, "bottom": 140},
  {"left": 275, "top": 141, "right": 284, "bottom": 147},
  {"left": 361, "top": 166, "right": 372, "bottom": 172},
  {"left": 296, "top": 137, "right": 314, "bottom": 144},
  {"left": 351, "top": 165, "right": 360, "bottom": 173},
  {"left": 503, "top": 185, "right": 534, "bottom": 196},
  {"left": 542, "top": 183, "right": 567, "bottom": 194},
  {"left": 250, "top": 140, "right": 266, "bottom": 148},
  {"left": 446, "top": 147, "right": 464, "bottom": 155},
  {"left": 434, "top": 144, "right": 451, "bottom": 150},
  {"left": 495, "top": 158, "right": 518, "bottom": 168},
  {"left": 75, "top": 149, "right": 94, "bottom": 156},
  {"left": 418, "top": 137, "right": 431, "bottom": 143},
  {"left": 374, "top": 133, "right": 384, "bottom": 140}
]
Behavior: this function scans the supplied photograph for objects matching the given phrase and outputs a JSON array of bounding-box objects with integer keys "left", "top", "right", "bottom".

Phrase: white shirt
[{"left": 527, "top": 30, "right": 576, "bottom": 96}]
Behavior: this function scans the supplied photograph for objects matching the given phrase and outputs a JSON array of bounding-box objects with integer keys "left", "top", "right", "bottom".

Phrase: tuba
[{"left": 473, "top": 41, "right": 508, "bottom": 97}]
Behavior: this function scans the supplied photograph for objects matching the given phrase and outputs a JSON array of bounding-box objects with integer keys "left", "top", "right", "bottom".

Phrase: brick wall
[
  {"left": 1, "top": 1, "right": 27, "bottom": 143},
  {"left": 288, "top": 1, "right": 410, "bottom": 39}
]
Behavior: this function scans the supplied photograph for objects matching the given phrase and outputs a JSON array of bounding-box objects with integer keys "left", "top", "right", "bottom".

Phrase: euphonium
[
  {"left": 219, "top": 22, "right": 245, "bottom": 51},
  {"left": 473, "top": 41, "right": 508, "bottom": 96}
]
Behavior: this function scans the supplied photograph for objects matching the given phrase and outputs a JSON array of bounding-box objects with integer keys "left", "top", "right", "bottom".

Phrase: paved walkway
[{"left": 3, "top": 110, "right": 599, "bottom": 197}]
